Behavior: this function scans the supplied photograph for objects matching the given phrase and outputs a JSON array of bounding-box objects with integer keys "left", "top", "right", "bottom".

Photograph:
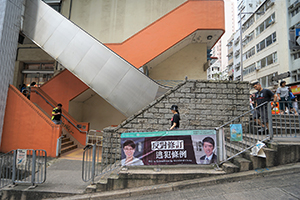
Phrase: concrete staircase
[
  {"left": 33, "top": 103, "right": 79, "bottom": 155},
  {"left": 61, "top": 132, "right": 78, "bottom": 154},
  {"left": 86, "top": 165, "right": 226, "bottom": 193},
  {"left": 83, "top": 113, "right": 300, "bottom": 194},
  {"left": 222, "top": 114, "right": 300, "bottom": 173}
]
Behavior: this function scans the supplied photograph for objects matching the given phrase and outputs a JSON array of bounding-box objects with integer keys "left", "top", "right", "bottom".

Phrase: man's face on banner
[
  {"left": 203, "top": 142, "right": 214, "bottom": 157},
  {"left": 123, "top": 145, "right": 135, "bottom": 158}
]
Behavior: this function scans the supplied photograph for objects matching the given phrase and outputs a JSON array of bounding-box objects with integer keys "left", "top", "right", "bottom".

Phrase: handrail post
[
  {"left": 12, "top": 150, "right": 17, "bottom": 185},
  {"left": 56, "top": 136, "right": 62, "bottom": 157},
  {"left": 31, "top": 150, "right": 36, "bottom": 187},
  {"left": 268, "top": 102, "right": 273, "bottom": 140},
  {"left": 91, "top": 144, "right": 97, "bottom": 184},
  {"left": 216, "top": 128, "right": 226, "bottom": 164}
]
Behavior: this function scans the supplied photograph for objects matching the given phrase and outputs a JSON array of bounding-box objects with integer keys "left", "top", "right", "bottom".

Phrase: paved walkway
[
  {"left": 3, "top": 148, "right": 89, "bottom": 195},
  {"left": 50, "top": 162, "right": 300, "bottom": 200},
  {"left": 2, "top": 142, "right": 300, "bottom": 199},
  {"left": 115, "top": 169, "right": 300, "bottom": 200}
]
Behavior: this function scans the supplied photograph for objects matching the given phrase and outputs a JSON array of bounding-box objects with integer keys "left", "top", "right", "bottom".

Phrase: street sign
[
  {"left": 16, "top": 149, "right": 27, "bottom": 167},
  {"left": 271, "top": 72, "right": 290, "bottom": 82}
]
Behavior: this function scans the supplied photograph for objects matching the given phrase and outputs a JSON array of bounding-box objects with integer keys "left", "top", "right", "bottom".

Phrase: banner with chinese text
[{"left": 120, "top": 129, "right": 217, "bottom": 166}]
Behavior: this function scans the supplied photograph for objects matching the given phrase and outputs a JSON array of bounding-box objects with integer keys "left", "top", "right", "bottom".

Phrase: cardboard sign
[
  {"left": 230, "top": 124, "right": 243, "bottom": 141},
  {"left": 250, "top": 141, "right": 266, "bottom": 158}
]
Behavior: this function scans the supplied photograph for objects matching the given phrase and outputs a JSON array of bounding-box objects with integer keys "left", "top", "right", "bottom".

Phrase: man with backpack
[{"left": 252, "top": 81, "right": 277, "bottom": 133}]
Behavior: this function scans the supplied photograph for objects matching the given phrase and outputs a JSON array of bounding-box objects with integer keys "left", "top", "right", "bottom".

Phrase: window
[
  {"left": 267, "top": 73, "right": 276, "bottom": 87},
  {"left": 256, "top": 13, "right": 275, "bottom": 36},
  {"left": 257, "top": 52, "right": 277, "bottom": 69},
  {"left": 243, "top": 31, "right": 254, "bottom": 46},
  {"left": 258, "top": 72, "right": 278, "bottom": 88},
  {"left": 291, "top": 6, "right": 300, "bottom": 17},
  {"left": 256, "top": 32, "right": 276, "bottom": 52},
  {"left": 243, "top": 47, "right": 255, "bottom": 61},
  {"left": 265, "top": 13, "right": 275, "bottom": 28},
  {"left": 243, "top": 63, "right": 256, "bottom": 76},
  {"left": 242, "top": 16, "right": 254, "bottom": 33},
  {"left": 256, "top": 0, "right": 275, "bottom": 20},
  {"left": 293, "top": 52, "right": 300, "bottom": 60}
]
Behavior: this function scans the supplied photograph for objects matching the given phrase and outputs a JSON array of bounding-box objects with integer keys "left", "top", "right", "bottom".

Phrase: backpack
[{"left": 290, "top": 92, "right": 296, "bottom": 100}]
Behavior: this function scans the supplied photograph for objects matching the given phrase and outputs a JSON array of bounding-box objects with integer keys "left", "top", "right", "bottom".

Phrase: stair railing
[
  {"left": 32, "top": 89, "right": 87, "bottom": 134},
  {"left": 32, "top": 89, "right": 89, "bottom": 155},
  {"left": 82, "top": 140, "right": 121, "bottom": 184},
  {"left": 215, "top": 101, "right": 272, "bottom": 164}
]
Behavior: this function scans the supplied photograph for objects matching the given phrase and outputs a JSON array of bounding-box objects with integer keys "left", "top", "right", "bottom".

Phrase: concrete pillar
[{"left": 0, "top": 0, "right": 24, "bottom": 144}]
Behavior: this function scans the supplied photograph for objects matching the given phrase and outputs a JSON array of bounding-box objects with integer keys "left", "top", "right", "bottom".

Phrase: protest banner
[{"left": 120, "top": 129, "right": 218, "bottom": 166}]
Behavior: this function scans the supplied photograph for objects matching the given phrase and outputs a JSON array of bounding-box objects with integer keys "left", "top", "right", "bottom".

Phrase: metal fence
[
  {"left": 86, "top": 130, "right": 103, "bottom": 146},
  {"left": 82, "top": 140, "right": 121, "bottom": 184},
  {"left": 272, "top": 100, "right": 300, "bottom": 138},
  {"left": 216, "top": 101, "right": 300, "bottom": 164},
  {"left": 0, "top": 149, "right": 47, "bottom": 189}
]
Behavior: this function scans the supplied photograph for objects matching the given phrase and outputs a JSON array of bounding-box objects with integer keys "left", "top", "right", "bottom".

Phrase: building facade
[
  {"left": 211, "top": 0, "right": 237, "bottom": 79},
  {"left": 227, "top": 0, "right": 300, "bottom": 95}
]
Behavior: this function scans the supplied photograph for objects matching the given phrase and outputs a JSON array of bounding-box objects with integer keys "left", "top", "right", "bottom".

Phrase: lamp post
[{"left": 239, "top": 11, "right": 264, "bottom": 81}]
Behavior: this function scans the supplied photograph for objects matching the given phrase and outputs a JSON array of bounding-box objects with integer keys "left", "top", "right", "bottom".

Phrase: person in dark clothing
[
  {"left": 20, "top": 84, "right": 26, "bottom": 92},
  {"left": 51, "top": 103, "right": 62, "bottom": 125},
  {"left": 170, "top": 105, "right": 180, "bottom": 130},
  {"left": 27, "top": 81, "right": 36, "bottom": 100},
  {"left": 252, "top": 81, "right": 277, "bottom": 132}
]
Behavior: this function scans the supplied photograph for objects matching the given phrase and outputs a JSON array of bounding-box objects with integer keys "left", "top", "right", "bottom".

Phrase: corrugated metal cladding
[{"left": 0, "top": 0, "right": 24, "bottom": 142}]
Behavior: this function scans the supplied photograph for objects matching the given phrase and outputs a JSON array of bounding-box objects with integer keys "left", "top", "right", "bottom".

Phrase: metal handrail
[
  {"left": 215, "top": 101, "right": 273, "bottom": 165},
  {"left": 215, "top": 101, "right": 269, "bottom": 130},
  {"left": 32, "top": 89, "right": 87, "bottom": 134},
  {"left": 219, "top": 136, "right": 270, "bottom": 165}
]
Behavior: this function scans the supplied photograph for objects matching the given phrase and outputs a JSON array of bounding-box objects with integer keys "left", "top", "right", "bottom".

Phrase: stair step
[
  {"left": 61, "top": 140, "right": 74, "bottom": 148},
  {"left": 61, "top": 144, "right": 77, "bottom": 154},
  {"left": 62, "top": 137, "right": 70, "bottom": 143},
  {"left": 232, "top": 156, "right": 251, "bottom": 171},
  {"left": 221, "top": 161, "right": 239, "bottom": 173}
]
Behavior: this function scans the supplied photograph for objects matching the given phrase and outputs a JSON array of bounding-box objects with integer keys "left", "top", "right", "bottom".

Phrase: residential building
[
  {"left": 211, "top": 0, "right": 237, "bottom": 79},
  {"left": 207, "top": 60, "right": 221, "bottom": 80},
  {"left": 226, "top": 0, "right": 300, "bottom": 96}
]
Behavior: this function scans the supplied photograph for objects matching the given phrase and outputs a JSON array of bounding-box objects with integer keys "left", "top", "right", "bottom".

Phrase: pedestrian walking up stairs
[
  {"left": 33, "top": 102, "right": 78, "bottom": 155},
  {"left": 30, "top": 87, "right": 88, "bottom": 154},
  {"left": 219, "top": 102, "right": 300, "bottom": 174},
  {"left": 0, "top": 84, "right": 88, "bottom": 157}
]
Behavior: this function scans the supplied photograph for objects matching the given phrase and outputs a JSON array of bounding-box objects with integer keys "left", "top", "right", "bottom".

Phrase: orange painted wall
[
  {"left": 40, "top": 70, "right": 89, "bottom": 111},
  {"left": 106, "top": 0, "right": 225, "bottom": 68},
  {"left": 30, "top": 87, "right": 89, "bottom": 146},
  {"left": 1, "top": 85, "right": 61, "bottom": 157}
]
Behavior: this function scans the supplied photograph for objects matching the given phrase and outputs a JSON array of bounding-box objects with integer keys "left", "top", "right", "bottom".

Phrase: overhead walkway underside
[{"left": 22, "top": 0, "right": 168, "bottom": 117}]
